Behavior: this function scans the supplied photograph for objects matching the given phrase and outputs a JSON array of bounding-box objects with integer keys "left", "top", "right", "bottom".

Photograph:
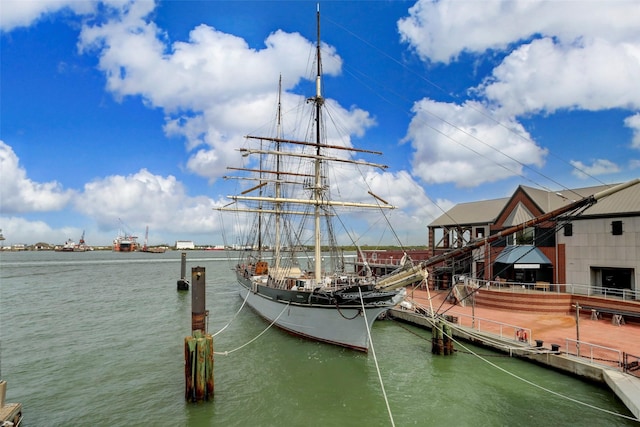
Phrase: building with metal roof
[{"left": 427, "top": 182, "right": 639, "bottom": 298}]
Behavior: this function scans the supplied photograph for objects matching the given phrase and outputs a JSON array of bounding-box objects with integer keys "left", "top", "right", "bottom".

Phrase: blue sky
[{"left": 1, "top": 0, "right": 639, "bottom": 247}]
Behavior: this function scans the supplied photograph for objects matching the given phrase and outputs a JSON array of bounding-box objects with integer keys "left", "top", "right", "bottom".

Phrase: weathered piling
[
  {"left": 184, "top": 331, "right": 214, "bottom": 402},
  {"left": 184, "top": 266, "right": 214, "bottom": 402},
  {"left": 432, "top": 320, "right": 444, "bottom": 355},
  {"left": 177, "top": 252, "right": 189, "bottom": 291},
  {"left": 431, "top": 319, "right": 455, "bottom": 356}
]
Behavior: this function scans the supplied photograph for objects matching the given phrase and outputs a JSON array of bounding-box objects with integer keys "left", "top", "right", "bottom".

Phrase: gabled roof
[
  {"left": 429, "top": 197, "right": 509, "bottom": 227},
  {"left": 502, "top": 202, "right": 534, "bottom": 227},
  {"left": 429, "top": 181, "right": 640, "bottom": 228}
]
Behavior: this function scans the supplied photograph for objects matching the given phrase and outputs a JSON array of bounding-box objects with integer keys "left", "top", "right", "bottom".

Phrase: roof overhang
[{"left": 494, "top": 245, "right": 551, "bottom": 266}]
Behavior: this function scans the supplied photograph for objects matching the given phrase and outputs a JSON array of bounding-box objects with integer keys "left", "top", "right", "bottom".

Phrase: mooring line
[
  {"left": 214, "top": 301, "right": 290, "bottom": 355},
  {"left": 212, "top": 288, "right": 251, "bottom": 337},
  {"left": 359, "top": 288, "right": 395, "bottom": 427},
  {"left": 443, "top": 328, "right": 639, "bottom": 422}
]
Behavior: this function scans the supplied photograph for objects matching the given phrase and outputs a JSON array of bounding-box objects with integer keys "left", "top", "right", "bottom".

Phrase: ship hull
[{"left": 237, "top": 272, "right": 398, "bottom": 352}]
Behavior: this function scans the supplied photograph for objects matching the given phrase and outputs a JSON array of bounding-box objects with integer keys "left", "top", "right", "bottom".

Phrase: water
[{"left": 0, "top": 250, "right": 636, "bottom": 426}]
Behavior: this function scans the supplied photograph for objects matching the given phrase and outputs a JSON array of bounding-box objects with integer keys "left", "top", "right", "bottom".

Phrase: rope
[
  {"left": 443, "top": 328, "right": 639, "bottom": 422},
  {"left": 214, "top": 301, "right": 290, "bottom": 356},
  {"left": 212, "top": 287, "right": 251, "bottom": 337},
  {"left": 359, "top": 288, "right": 395, "bottom": 427}
]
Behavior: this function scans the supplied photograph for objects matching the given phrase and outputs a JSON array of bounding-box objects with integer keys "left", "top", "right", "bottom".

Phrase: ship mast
[
  {"left": 274, "top": 75, "right": 283, "bottom": 272},
  {"left": 312, "top": 5, "right": 323, "bottom": 284}
]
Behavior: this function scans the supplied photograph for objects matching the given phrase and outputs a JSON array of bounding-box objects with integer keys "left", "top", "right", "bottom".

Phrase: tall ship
[{"left": 221, "top": 7, "right": 424, "bottom": 352}]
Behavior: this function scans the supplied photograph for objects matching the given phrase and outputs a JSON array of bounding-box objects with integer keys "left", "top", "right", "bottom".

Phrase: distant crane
[
  {"left": 143, "top": 225, "right": 149, "bottom": 251},
  {"left": 141, "top": 225, "right": 166, "bottom": 253}
]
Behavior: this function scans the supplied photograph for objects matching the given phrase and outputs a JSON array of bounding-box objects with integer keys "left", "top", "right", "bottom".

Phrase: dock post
[
  {"left": 184, "top": 266, "right": 214, "bottom": 402},
  {"left": 431, "top": 319, "right": 454, "bottom": 356},
  {"left": 177, "top": 252, "right": 189, "bottom": 290},
  {"left": 432, "top": 320, "right": 444, "bottom": 355},
  {"left": 443, "top": 322, "right": 454, "bottom": 355}
]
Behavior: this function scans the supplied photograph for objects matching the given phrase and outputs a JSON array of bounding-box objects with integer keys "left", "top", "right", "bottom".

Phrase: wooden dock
[
  {"left": 1, "top": 380, "right": 23, "bottom": 426},
  {"left": 0, "top": 402, "right": 22, "bottom": 426}
]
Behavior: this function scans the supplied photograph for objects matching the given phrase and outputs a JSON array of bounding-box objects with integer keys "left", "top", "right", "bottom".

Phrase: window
[
  {"left": 507, "top": 227, "right": 535, "bottom": 245},
  {"left": 612, "top": 221, "right": 623, "bottom": 235},
  {"left": 563, "top": 223, "right": 573, "bottom": 237},
  {"left": 476, "top": 228, "right": 484, "bottom": 239}
]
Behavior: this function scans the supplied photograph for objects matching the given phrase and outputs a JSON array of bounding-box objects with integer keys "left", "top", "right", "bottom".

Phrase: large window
[
  {"left": 506, "top": 227, "right": 534, "bottom": 246},
  {"left": 592, "top": 267, "right": 635, "bottom": 297}
]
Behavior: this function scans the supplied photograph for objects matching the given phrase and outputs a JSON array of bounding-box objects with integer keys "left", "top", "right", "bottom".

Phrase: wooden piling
[
  {"left": 431, "top": 319, "right": 454, "bottom": 356},
  {"left": 184, "top": 332, "right": 214, "bottom": 402},
  {"left": 177, "top": 252, "right": 189, "bottom": 290},
  {"left": 191, "top": 266, "right": 206, "bottom": 333},
  {"left": 184, "top": 266, "right": 214, "bottom": 402}
]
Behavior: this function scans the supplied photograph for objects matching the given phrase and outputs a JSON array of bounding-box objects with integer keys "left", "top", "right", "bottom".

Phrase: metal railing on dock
[
  {"left": 405, "top": 299, "right": 532, "bottom": 345},
  {"left": 447, "top": 310, "right": 532, "bottom": 346},
  {"left": 466, "top": 277, "right": 639, "bottom": 301},
  {"left": 561, "top": 338, "right": 624, "bottom": 369}
]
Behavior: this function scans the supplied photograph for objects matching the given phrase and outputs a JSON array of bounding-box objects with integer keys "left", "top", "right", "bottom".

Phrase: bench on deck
[{"left": 534, "top": 281, "right": 550, "bottom": 291}]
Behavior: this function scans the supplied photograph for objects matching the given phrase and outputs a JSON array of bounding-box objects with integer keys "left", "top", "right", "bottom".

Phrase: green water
[{"left": 0, "top": 250, "right": 636, "bottom": 426}]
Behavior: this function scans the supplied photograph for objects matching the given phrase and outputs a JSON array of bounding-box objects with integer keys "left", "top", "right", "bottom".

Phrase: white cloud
[
  {"left": 398, "top": 0, "right": 640, "bottom": 119},
  {"left": 0, "top": 141, "right": 75, "bottom": 213},
  {"left": 76, "top": 168, "right": 222, "bottom": 233},
  {"left": 0, "top": 0, "right": 96, "bottom": 32},
  {"left": 481, "top": 37, "right": 640, "bottom": 116},
  {"left": 625, "top": 113, "right": 640, "bottom": 149},
  {"left": 0, "top": 216, "right": 67, "bottom": 245},
  {"left": 570, "top": 159, "right": 621, "bottom": 179},
  {"left": 404, "top": 100, "right": 547, "bottom": 187},
  {"left": 398, "top": 0, "right": 640, "bottom": 64},
  {"left": 75, "top": 4, "right": 352, "bottom": 183}
]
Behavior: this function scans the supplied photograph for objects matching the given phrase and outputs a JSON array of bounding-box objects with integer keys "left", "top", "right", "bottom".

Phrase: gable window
[{"left": 611, "top": 221, "right": 623, "bottom": 236}]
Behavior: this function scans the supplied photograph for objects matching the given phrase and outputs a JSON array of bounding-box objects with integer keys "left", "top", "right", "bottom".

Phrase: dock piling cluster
[{"left": 432, "top": 319, "right": 454, "bottom": 355}]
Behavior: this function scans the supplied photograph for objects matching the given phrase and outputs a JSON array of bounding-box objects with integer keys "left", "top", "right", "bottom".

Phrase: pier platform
[
  {"left": 0, "top": 402, "right": 22, "bottom": 426},
  {"left": 391, "top": 288, "right": 640, "bottom": 421}
]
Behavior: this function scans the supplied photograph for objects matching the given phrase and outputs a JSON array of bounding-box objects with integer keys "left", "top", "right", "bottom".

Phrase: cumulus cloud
[
  {"left": 398, "top": 0, "right": 640, "bottom": 64},
  {"left": 76, "top": 168, "right": 222, "bottom": 233},
  {"left": 570, "top": 159, "right": 621, "bottom": 179},
  {"left": 397, "top": 0, "right": 640, "bottom": 183},
  {"left": 0, "top": 0, "right": 96, "bottom": 32},
  {"left": 0, "top": 216, "right": 62, "bottom": 245},
  {"left": 481, "top": 37, "right": 640, "bottom": 116},
  {"left": 625, "top": 113, "right": 640, "bottom": 149},
  {"left": 398, "top": 0, "right": 640, "bottom": 118},
  {"left": 0, "top": 141, "right": 75, "bottom": 213},
  {"left": 404, "top": 100, "right": 547, "bottom": 187},
  {"left": 76, "top": 5, "right": 351, "bottom": 182}
]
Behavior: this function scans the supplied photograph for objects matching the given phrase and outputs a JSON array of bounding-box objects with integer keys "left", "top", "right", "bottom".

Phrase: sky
[{"left": 1, "top": 0, "right": 640, "bottom": 248}]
